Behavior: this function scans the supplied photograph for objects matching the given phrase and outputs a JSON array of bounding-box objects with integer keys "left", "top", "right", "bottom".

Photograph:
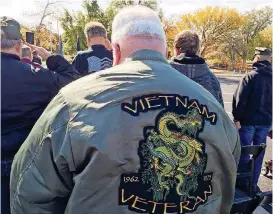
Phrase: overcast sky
[{"left": 0, "top": 0, "right": 272, "bottom": 33}]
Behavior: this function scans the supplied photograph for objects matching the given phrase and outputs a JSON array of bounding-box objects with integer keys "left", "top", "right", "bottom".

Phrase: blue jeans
[{"left": 238, "top": 125, "right": 271, "bottom": 186}]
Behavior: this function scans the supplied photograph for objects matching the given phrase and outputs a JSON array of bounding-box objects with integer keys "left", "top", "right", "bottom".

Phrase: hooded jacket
[
  {"left": 232, "top": 60, "right": 272, "bottom": 126},
  {"left": 11, "top": 50, "right": 240, "bottom": 214},
  {"left": 170, "top": 54, "right": 224, "bottom": 107}
]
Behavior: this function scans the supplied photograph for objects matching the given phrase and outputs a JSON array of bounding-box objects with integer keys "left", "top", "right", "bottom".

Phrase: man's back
[
  {"left": 170, "top": 54, "right": 224, "bottom": 107},
  {"left": 11, "top": 50, "right": 240, "bottom": 214},
  {"left": 72, "top": 45, "right": 113, "bottom": 75},
  {"left": 233, "top": 60, "right": 272, "bottom": 125}
]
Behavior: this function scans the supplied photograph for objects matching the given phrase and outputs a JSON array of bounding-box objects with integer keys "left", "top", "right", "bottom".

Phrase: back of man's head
[
  {"left": 84, "top": 22, "right": 107, "bottom": 47},
  {"left": 111, "top": 5, "right": 167, "bottom": 65},
  {"left": 1, "top": 16, "right": 23, "bottom": 57},
  {"left": 174, "top": 30, "right": 200, "bottom": 56},
  {"left": 22, "top": 45, "right": 32, "bottom": 61},
  {"left": 253, "top": 47, "right": 272, "bottom": 63}
]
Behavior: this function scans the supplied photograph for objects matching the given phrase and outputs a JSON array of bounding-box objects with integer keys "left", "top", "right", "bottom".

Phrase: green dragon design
[{"left": 140, "top": 109, "right": 207, "bottom": 201}]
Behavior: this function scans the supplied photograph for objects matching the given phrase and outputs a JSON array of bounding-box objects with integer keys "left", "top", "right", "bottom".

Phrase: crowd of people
[{"left": 1, "top": 5, "right": 272, "bottom": 214}]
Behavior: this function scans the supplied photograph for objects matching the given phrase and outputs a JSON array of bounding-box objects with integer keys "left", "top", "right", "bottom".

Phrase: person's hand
[
  {"left": 234, "top": 121, "right": 241, "bottom": 130},
  {"left": 24, "top": 42, "right": 51, "bottom": 61}
]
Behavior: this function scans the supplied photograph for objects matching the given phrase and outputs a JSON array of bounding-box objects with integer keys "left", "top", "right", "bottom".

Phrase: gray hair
[
  {"left": 84, "top": 22, "right": 107, "bottom": 39},
  {"left": 111, "top": 5, "right": 166, "bottom": 47},
  {"left": 174, "top": 30, "right": 200, "bottom": 55},
  {"left": 1, "top": 39, "right": 20, "bottom": 49},
  {"left": 22, "top": 45, "right": 32, "bottom": 58}
]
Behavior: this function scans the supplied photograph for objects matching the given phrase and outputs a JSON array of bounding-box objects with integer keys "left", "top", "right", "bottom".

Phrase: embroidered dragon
[{"left": 141, "top": 109, "right": 207, "bottom": 201}]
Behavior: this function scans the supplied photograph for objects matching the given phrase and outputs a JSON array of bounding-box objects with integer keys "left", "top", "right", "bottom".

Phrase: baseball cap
[
  {"left": 1, "top": 16, "right": 22, "bottom": 40},
  {"left": 255, "top": 47, "right": 272, "bottom": 56}
]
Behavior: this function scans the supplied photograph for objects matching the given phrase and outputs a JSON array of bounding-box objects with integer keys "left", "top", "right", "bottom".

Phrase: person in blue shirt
[{"left": 72, "top": 22, "right": 113, "bottom": 76}]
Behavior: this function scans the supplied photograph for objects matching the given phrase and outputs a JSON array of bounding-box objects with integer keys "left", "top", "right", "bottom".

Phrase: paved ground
[{"left": 218, "top": 76, "right": 272, "bottom": 192}]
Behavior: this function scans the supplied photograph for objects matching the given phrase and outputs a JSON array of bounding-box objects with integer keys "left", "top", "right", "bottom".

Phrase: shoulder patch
[
  {"left": 87, "top": 56, "right": 112, "bottom": 73},
  {"left": 119, "top": 94, "right": 215, "bottom": 214}
]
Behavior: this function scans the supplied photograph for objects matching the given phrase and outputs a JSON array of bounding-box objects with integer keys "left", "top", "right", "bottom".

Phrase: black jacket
[
  {"left": 170, "top": 54, "right": 224, "bottom": 107},
  {"left": 72, "top": 44, "right": 113, "bottom": 76},
  {"left": 1, "top": 52, "right": 80, "bottom": 175},
  {"left": 232, "top": 60, "right": 272, "bottom": 126}
]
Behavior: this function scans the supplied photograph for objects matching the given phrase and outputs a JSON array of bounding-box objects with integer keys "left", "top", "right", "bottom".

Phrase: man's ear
[
  {"left": 112, "top": 43, "right": 121, "bottom": 66},
  {"left": 86, "top": 37, "right": 90, "bottom": 46},
  {"left": 15, "top": 40, "right": 23, "bottom": 57},
  {"left": 174, "top": 48, "right": 179, "bottom": 57}
]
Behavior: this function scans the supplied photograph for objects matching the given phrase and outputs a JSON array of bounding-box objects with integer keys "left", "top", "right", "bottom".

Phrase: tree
[
  {"left": 177, "top": 7, "right": 242, "bottom": 57},
  {"left": 60, "top": 0, "right": 161, "bottom": 55},
  {"left": 22, "top": 0, "right": 62, "bottom": 53},
  {"left": 233, "top": 7, "right": 273, "bottom": 68},
  {"left": 254, "top": 27, "right": 273, "bottom": 49},
  {"left": 24, "top": 0, "right": 62, "bottom": 27},
  {"left": 103, "top": 0, "right": 160, "bottom": 40},
  {"left": 60, "top": 0, "right": 105, "bottom": 55},
  {"left": 163, "top": 20, "right": 179, "bottom": 57}
]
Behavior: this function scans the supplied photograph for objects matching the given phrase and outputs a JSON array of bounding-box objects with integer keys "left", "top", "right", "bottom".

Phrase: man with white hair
[{"left": 11, "top": 6, "right": 240, "bottom": 214}]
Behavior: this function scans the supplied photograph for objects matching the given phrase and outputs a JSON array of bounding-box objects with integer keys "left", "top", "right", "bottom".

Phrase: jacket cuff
[{"left": 46, "top": 55, "right": 69, "bottom": 71}]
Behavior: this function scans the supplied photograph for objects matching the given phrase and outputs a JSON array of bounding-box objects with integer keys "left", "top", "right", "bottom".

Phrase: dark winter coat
[
  {"left": 170, "top": 54, "right": 224, "bottom": 107},
  {"left": 1, "top": 52, "right": 80, "bottom": 176},
  {"left": 232, "top": 60, "right": 272, "bottom": 126}
]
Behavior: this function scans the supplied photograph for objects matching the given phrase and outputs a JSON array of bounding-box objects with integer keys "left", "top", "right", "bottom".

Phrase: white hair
[{"left": 111, "top": 5, "right": 166, "bottom": 47}]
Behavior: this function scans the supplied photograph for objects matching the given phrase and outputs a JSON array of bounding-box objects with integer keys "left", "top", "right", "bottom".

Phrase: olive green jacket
[{"left": 11, "top": 50, "right": 240, "bottom": 214}]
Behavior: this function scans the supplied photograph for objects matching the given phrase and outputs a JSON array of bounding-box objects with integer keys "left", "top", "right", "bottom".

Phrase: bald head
[{"left": 111, "top": 5, "right": 167, "bottom": 65}]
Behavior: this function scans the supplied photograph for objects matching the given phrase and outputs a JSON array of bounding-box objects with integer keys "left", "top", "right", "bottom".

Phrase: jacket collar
[
  {"left": 89, "top": 44, "right": 106, "bottom": 51},
  {"left": 124, "top": 49, "right": 168, "bottom": 64},
  {"left": 253, "top": 60, "right": 272, "bottom": 69},
  {"left": 21, "top": 58, "right": 32, "bottom": 64},
  {"left": 21, "top": 58, "right": 41, "bottom": 68},
  {"left": 1, "top": 52, "right": 20, "bottom": 61},
  {"left": 170, "top": 53, "right": 210, "bottom": 78},
  {"left": 253, "top": 60, "right": 272, "bottom": 76},
  {"left": 172, "top": 53, "right": 205, "bottom": 64}
]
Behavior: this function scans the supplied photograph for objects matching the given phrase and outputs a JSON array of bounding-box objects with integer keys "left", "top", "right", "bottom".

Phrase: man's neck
[
  {"left": 89, "top": 43, "right": 105, "bottom": 47},
  {"left": 1, "top": 49, "right": 20, "bottom": 57},
  {"left": 88, "top": 37, "right": 106, "bottom": 47}
]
